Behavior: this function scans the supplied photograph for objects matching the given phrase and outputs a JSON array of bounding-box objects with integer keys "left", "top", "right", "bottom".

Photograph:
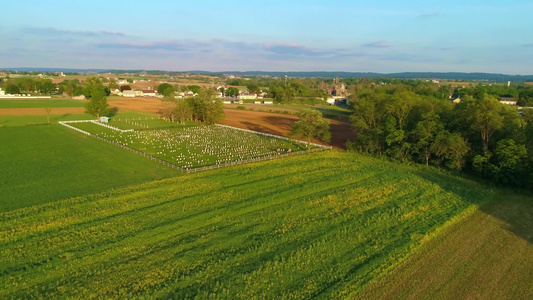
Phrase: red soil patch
[
  {"left": 108, "top": 97, "right": 161, "bottom": 114},
  {"left": 0, "top": 107, "right": 85, "bottom": 115},
  {"left": 221, "top": 110, "right": 353, "bottom": 149},
  {"left": 107, "top": 98, "right": 354, "bottom": 148}
]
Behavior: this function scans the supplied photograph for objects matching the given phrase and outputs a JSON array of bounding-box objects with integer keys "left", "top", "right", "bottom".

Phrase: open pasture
[
  {"left": 0, "top": 151, "right": 495, "bottom": 299},
  {"left": 0, "top": 113, "right": 92, "bottom": 127},
  {"left": 0, "top": 125, "right": 180, "bottom": 212},
  {"left": 70, "top": 122, "right": 312, "bottom": 169},
  {"left": 0, "top": 99, "right": 86, "bottom": 108}
]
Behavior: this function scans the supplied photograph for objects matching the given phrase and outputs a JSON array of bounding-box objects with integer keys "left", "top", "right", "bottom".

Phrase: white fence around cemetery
[{"left": 59, "top": 121, "right": 330, "bottom": 173}]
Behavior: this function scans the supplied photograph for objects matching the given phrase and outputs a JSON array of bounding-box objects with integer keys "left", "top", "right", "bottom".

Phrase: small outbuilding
[{"left": 99, "top": 116, "right": 110, "bottom": 123}]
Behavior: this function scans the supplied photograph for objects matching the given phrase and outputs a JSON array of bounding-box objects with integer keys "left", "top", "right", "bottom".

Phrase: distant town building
[
  {"left": 449, "top": 97, "right": 461, "bottom": 103},
  {"left": 327, "top": 76, "right": 347, "bottom": 97},
  {"left": 123, "top": 90, "right": 136, "bottom": 97},
  {"left": 499, "top": 97, "right": 518, "bottom": 105},
  {"left": 142, "top": 89, "right": 156, "bottom": 97},
  {"left": 237, "top": 92, "right": 257, "bottom": 100},
  {"left": 110, "top": 89, "right": 121, "bottom": 95}
]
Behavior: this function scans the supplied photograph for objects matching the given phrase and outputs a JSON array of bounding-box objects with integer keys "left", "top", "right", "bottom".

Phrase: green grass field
[
  {"left": 109, "top": 117, "right": 197, "bottom": 130},
  {"left": 357, "top": 192, "right": 533, "bottom": 299},
  {"left": 0, "top": 151, "right": 496, "bottom": 299},
  {"left": 0, "top": 113, "right": 93, "bottom": 127},
  {"left": 0, "top": 111, "right": 158, "bottom": 128},
  {"left": 0, "top": 99, "right": 86, "bottom": 108},
  {"left": 0, "top": 125, "right": 179, "bottom": 212}
]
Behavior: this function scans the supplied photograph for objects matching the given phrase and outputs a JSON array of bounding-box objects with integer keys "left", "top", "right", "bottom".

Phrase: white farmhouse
[
  {"left": 499, "top": 97, "right": 518, "bottom": 105},
  {"left": 237, "top": 92, "right": 257, "bottom": 100},
  {"left": 142, "top": 89, "right": 157, "bottom": 97},
  {"left": 123, "top": 90, "right": 136, "bottom": 97}
]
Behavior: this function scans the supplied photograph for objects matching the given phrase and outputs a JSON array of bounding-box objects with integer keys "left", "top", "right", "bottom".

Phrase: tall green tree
[
  {"left": 291, "top": 109, "right": 331, "bottom": 149},
  {"left": 83, "top": 77, "right": 110, "bottom": 120},
  {"left": 466, "top": 94, "right": 503, "bottom": 154},
  {"left": 349, "top": 92, "right": 387, "bottom": 154},
  {"left": 173, "top": 99, "right": 192, "bottom": 125},
  {"left": 432, "top": 131, "right": 470, "bottom": 170},
  {"left": 412, "top": 112, "right": 443, "bottom": 166},
  {"left": 187, "top": 88, "right": 225, "bottom": 125},
  {"left": 226, "top": 87, "right": 239, "bottom": 97},
  {"left": 4, "top": 84, "right": 20, "bottom": 94},
  {"left": 158, "top": 83, "right": 175, "bottom": 98}
]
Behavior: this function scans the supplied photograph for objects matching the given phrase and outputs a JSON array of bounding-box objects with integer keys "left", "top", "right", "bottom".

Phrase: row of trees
[
  {"left": 226, "top": 78, "right": 331, "bottom": 102},
  {"left": 160, "top": 88, "right": 225, "bottom": 125},
  {"left": 0, "top": 77, "right": 56, "bottom": 94},
  {"left": 348, "top": 82, "right": 532, "bottom": 187}
]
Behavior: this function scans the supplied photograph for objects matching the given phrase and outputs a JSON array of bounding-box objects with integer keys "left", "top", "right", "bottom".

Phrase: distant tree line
[{"left": 0, "top": 77, "right": 56, "bottom": 94}]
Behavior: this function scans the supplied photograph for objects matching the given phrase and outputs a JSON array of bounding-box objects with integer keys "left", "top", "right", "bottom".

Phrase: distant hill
[
  {"left": 2, "top": 67, "right": 533, "bottom": 82},
  {"left": 215, "top": 71, "right": 533, "bottom": 82}
]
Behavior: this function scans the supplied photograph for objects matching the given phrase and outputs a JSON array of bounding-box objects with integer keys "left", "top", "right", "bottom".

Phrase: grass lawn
[
  {"left": 0, "top": 111, "right": 158, "bottom": 127},
  {"left": 0, "top": 99, "right": 86, "bottom": 108},
  {"left": 357, "top": 192, "right": 533, "bottom": 299},
  {"left": 0, "top": 151, "right": 496, "bottom": 298},
  {"left": 0, "top": 113, "right": 94, "bottom": 127},
  {"left": 227, "top": 103, "right": 351, "bottom": 121},
  {"left": 0, "top": 125, "right": 180, "bottom": 212}
]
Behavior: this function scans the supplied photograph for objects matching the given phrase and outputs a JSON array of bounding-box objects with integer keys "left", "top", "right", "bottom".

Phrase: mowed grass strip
[
  {"left": 0, "top": 99, "right": 86, "bottom": 108},
  {"left": 0, "top": 151, "right": 495, "bottom": 299},
  {"left": 0, "top": 113, "right": 93, "bottom": 127},
  {"left": 357, "top": 193, "right": 533, "bottom": 300},
  {"left": 0, "top": 125, "right": 179, "bottom": 212}
]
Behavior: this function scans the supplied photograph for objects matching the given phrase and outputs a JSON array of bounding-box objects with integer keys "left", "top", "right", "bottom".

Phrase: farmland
[
  {"left": 357, "top": 193, "right": 533, "bottom": 299},
  {"left": 0, "top": 151, "right": 496, "bottom": 299},
  {"left": 106, "top": 97, "right": 355, "bottom": 148},
  {"left": 0, "top": 125, "right": 180, "bottom": 212}
]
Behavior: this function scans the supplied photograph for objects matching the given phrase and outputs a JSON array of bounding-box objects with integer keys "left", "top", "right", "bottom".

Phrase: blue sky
[{"left": 1, "top": 0, "right": 532, "bottom": 74}]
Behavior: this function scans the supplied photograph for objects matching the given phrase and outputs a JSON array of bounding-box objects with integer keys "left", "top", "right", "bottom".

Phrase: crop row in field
[
  {"left": 0, "top": 151, "right": 495, "bottom": 299},
  {"left": 70, "top": 122, "right": 312, "bottom": 169}
]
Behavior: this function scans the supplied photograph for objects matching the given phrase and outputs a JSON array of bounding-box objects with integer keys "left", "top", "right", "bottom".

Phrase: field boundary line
[
  {"left": 61, "top": 120, "right": 134, "bottom": 133},
  {"left": 59, "top": 120, "right": 330, "bottom": 174}
]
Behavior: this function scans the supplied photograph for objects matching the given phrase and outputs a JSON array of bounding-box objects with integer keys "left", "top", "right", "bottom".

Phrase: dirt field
[
  {"left": 221, "top": 110, "right": 353, "bottom": 148},
  {"left": 0, "top": 107, "right": 85, "bottom": 115},
  {"left": 107, "top": 98, "right": 354, "bottom": 148}
]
